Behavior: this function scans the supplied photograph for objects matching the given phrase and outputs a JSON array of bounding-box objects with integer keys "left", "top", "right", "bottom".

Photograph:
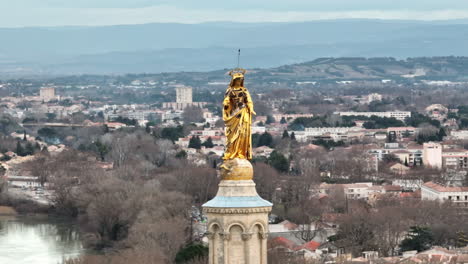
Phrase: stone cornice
[{"left": 203, "top": 206, "right": 272, "bottom": 214}]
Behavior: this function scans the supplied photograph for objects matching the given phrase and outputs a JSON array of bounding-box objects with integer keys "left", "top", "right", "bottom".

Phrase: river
[{"left": 0, "top": 215, "right": 86, "bottom": 264}]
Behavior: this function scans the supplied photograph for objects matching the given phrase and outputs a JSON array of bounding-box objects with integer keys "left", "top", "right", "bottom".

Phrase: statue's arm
[
  {"left": 245, "top": 90, "right": 256, "bottom": 115},
  {"left": 222, "top": 91, "right": 231, "bottom": 121}
]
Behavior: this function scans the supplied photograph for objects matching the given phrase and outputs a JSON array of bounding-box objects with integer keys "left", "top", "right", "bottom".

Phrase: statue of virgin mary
[{"left": 222, "top": 68, "right": 256, "bottom": 160}]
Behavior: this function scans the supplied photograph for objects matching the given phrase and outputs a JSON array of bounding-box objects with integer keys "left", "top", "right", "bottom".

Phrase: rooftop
[{"left": 423, "top": 181, "right": 468, "bottom": 192}]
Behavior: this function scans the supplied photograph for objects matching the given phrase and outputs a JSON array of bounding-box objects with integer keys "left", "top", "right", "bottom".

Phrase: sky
[{"left": 3, "top": 0, "right": 468, "bottom": 27}]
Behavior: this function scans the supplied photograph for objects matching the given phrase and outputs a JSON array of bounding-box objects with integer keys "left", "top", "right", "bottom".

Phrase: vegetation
[
  {"left": 363, "top": 116, "right": 404, "bottom": 129},
  {"left": 400, "top": 226, "right": 434, "bottom": 252},
  {"left": 268, "top": 151, "right": 289, "bottom": 172},
  {"left": 188, "top": 136, "right": 202, "bottom": 149}
]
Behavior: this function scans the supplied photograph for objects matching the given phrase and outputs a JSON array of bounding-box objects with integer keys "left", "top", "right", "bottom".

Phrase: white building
[
  {"left": 7, "top": 176, "right": 42, "bottom": 188},
  {"left": 304, "top": 127, "right": 360, "bottom": 135},
  {"left": 367, "top": 93, "right": 382, "bottom": 103},
  {"left": 392, "top": 179, "right": 423, "bottom": 191},
  {"left": 189, "top": 128, "right": 224, "bottom": 137},
  {"left": 442, "top": 149, "right": 468, "bottom": 169},
  {"left": 450, "top": 130, "right": 468, "bottom": 140},
  {"left": 176, "top": 86, "right": 193, "bottom": 103},
  {"left": 335, "top": 111, "right": 411, "bottom": 121},
  {"left": 162, "top": 86, "right": 207, "bottom": 110},
  {"left": 272, "top": 113, "right": 314, "bottom": 123},
  {"left": 292, "top": 127, "right": 361, "bottom": 142},
  {"left": 422, "top": 181, "right": 468, "bottom": 206},
  {"left": 423, "top": 142, "right": 443, "bottom": 169},
  {"left": 319, "top": 182, "right": 377, "bottom": 200},
  {"left": 40, "top": 87, "right": 56, "bottom": 102}
]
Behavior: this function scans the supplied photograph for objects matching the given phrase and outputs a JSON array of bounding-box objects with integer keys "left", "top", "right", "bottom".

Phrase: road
[{"left": 7, "top": 187, "right": 52, "bottom": 206}]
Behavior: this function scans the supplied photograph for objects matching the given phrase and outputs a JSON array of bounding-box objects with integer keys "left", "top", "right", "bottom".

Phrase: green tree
[
  {"left": 257, "top": 132, "right": 273, "bottom": 147},
  {"left": 280, "top": 117, "right": 287, "bottom": 124},
  {"left": 460, "top": 118, "right": 468, "bottom": 129},
  {"left": 438, "top": 128, "right": 447, "bottom": 140},
  {"left": 266, "top": 115, "right": 276, "bottom": 124},
  {"left": 188, "top": 136, "right": 202, "bottom": 149},
  {"left": 268, "top": 151, "right": 289, "bottom": 172},
  {"left": 95, "top": 140, "right": 109, "bottom": 161},
  {"left": 175, "top": 150, "right": 187, "bottom": 159},
  {"left": 161, "top": 126, "right": 184, "bottom": 142},
  {"left": 400, "top": 226, "right": 434, "bottom": 252},
  {"left": 175, "top": 243, "right": 208, "bottom": 263},
  {"left": 38, "top": 127, "right": 57, "bottom": 138},
  {"left": 202, "top": 137, "right": 214, "bottom": 148},
  {"left": 24, "top": 142, "right": 35, "bottom": 156},
  {"left": 406, "top": 112, "right": 440, "bottom": 128},
  {"left": 290, "top": 132, "right": 296, "bottom": 141},
  {"left": 46, "top": 113, "right": 56, "bottom": 121},
  {"left": 113, "top": 116, "right": 137, "bottom": 126},
  {"left": 16, "top": 141, "right": 25, "bottom": 156},
  {"left": 252, "top": 133, "right": 261, "bottom": 147},
  {"left": 282, "top": 130, "right": 289, "bottom": 139}
]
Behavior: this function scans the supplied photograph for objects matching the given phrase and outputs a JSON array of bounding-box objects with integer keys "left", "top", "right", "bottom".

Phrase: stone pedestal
[{"left": 203, "top": 159, "right": 272, "bottom": 264}]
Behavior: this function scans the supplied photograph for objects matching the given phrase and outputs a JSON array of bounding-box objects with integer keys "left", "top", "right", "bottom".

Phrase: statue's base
[{"left": 219, "top": 158, "right": 253, "bottom": 181}]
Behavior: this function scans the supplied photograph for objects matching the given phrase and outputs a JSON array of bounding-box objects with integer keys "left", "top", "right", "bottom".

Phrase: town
[{"left": 1, "top": 60, "right": 468, "bottom": 263}]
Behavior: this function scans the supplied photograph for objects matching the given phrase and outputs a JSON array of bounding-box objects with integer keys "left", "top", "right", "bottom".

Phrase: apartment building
[{"left": 422, "top": 181, "right": 468, "bottom": 206}]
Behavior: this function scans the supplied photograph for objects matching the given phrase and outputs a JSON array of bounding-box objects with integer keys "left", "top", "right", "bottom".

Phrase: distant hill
[
  {"left": 2, "top": 20, "right": 468, "bottom": 76},
  {"left": 68, "top": 57, "right": 468, "bottom": 86},
  {"left": 255, "top": 57, "right": 468, "bottom": 81}
]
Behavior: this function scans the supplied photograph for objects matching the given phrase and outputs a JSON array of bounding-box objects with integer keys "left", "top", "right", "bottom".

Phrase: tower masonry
[{"left": 203, "top": 158, "right": 272, "bottom": 264}]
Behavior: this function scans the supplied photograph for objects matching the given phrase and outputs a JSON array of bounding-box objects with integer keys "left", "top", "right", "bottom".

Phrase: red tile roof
[
  {"left": 399, "top": 191, "right": 421, "bottom": 199},
  {"left": 268, "top": 237, "right": 297, "bottom": 250},
  {"left": 298, "top": 241, "right": 321, "bottom": 251}
]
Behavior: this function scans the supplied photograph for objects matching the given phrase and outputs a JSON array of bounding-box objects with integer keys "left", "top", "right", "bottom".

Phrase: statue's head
[{"left": 228, "top": 68, "right": 246, "bottom": 87}]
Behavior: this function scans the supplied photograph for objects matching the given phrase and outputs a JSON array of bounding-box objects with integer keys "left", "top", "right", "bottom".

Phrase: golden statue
[{"left": 222, "top": 68, "right": 256, "bottom": 161}]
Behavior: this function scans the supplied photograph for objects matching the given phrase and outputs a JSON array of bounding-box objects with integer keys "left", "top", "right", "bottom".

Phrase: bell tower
[{"left": 203, "top": 158, "right": 272, "bottom": 264}]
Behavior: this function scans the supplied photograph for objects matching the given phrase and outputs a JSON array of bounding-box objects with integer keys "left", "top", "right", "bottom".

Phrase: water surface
[{"left": 0, "top": 216, "right": 85, "bottom": 264}]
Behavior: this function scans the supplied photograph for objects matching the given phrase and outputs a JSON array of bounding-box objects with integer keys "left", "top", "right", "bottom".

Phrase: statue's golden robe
[{"left": 222, "top": 74, "right": 254, "bottom": 160}]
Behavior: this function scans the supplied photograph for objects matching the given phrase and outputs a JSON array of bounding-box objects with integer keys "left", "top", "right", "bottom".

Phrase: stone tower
[{"left": 203, "top": 158, "right": 272, "bottom": 264}]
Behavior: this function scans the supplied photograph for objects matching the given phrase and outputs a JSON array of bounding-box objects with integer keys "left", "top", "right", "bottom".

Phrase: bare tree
[
  {"left": 183, "top": 106, "right": 204, "bottom": 123},
  {"left": 253, "top": 162, "right": 280, "bottom": 202}
]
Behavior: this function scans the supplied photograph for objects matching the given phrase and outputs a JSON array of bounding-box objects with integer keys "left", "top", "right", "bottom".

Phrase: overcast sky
[{"left": 3, "top": 0, "right": 468, "bottom": 27}]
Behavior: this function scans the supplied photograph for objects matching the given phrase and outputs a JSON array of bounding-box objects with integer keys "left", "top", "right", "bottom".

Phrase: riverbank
[
  {"left": 1, "top": 192, "right": 51, "bottom": 215},
  {"left": 0, "top": 205, "right": 17, "bottom": 215}
]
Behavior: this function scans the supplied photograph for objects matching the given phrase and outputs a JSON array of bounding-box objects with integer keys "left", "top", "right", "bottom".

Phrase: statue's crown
[{"left": 228, "top": 68, "right": 247, "bottom": 79}]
